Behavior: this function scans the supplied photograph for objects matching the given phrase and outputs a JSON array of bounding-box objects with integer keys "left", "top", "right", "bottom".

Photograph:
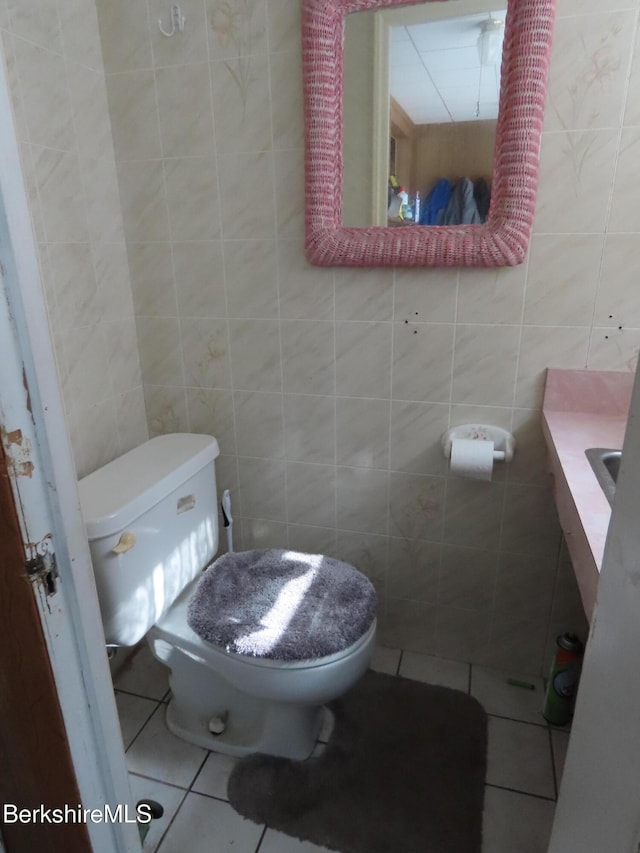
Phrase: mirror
[
  {"left": 302, "top": 0, "right": 556, "bottom": 267},
  {"left": 343, "top": 2, "right": 506, "bottom": 228}
]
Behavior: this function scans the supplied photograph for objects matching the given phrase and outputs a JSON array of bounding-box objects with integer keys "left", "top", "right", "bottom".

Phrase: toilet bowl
[
  {"left": 78, "top": 433, "right": 376, "bottom": 760},
  {"left": 148, "top": 576, "right": 376, "bottom": 757}
]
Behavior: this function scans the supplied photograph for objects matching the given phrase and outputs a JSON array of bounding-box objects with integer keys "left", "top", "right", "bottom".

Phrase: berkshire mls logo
[{"left": 3, "top": 802, "right": 153, "bottom": 825}]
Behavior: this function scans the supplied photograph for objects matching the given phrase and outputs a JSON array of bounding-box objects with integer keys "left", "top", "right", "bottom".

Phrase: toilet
[{"left": 78, "top": 433, "right": 377, "bottom": 760}]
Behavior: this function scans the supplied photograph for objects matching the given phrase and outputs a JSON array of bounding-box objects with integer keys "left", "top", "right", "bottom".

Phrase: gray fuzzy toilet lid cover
[{"left": 187, "top": 549, "right": 377, "bottom": 662}]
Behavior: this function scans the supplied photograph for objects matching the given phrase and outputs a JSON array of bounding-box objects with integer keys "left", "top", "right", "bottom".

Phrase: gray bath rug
[{"left": 227, "top": 670, "right": 488, "bottom": 853}]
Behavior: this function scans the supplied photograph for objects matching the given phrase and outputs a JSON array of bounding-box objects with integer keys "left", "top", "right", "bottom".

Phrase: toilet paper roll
[{"left": 449, "top": 438, "right": 494, "bottom": 481}]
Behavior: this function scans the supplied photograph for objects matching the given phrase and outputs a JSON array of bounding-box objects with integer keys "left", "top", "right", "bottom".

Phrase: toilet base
[
  {"left": 151, "top": 637, "right": 323, "bottom": 759},
  {"left": 165, "top": 694, "right": 324, "bottom": 760}
]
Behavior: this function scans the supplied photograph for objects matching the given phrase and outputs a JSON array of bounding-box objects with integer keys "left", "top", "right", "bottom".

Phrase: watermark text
[{"left": 3, "top": 803, "right": 152, "bottom": 825}]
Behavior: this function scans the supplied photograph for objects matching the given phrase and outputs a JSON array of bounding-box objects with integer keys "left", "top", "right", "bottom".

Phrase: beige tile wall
[
  {"left": 95, "top": 0, "right": 640, "bottom": 674},
  {"left": 0, "top": 0, "right": 148, "bottom": 478}
]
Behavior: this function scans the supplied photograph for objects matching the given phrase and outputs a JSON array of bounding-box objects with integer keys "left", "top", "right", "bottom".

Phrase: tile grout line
[
  {"left": 151, "top": 747, "right": 212, "bottom": 852},
  {"left": 484, "top": 781, "right": 557, "bottom": 803},
  {"left": 254, "top": 825, "right": 268, "bottom": 853},
  {"left": 114, "top": 687, "right": 169, "bottom": 704},
  {"left": 153, "top": 787, "right": 189, "bottom": 853},
  {"left": 263, "top": 0, "right": 290, "bottom": 549},
  {"left": 128, "top": 770, "right": 189, "bottom": 794},
  {"left": 129, "top": 770, "right": 215, "bottom": 800},
  {"left": 187, "top": 751, "right": 213, "bottom": 796},
  {"left": 395, "top": 649, "right": 404, "bottom": 677},
  {"left": 548, "top": 726, "right": 560, "bottom": 801},
  {"left": 486, "top": 710, "right": 555, "bottom": 730},
  {"left": 186, "top": 789, "right": 237, "bottom": 806},
  {"left": 122, "top": 698, "right": 165, "bottom": 754}
]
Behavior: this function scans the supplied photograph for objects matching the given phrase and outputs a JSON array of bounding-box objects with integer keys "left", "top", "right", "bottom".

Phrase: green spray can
[{"left": 543, "top": 633, "right": 584, "bottom": 725}]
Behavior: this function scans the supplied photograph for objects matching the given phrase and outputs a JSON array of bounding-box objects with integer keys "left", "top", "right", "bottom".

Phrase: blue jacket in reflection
[{"left": 419, "top": 178, "right": 452, "bottom": 225}]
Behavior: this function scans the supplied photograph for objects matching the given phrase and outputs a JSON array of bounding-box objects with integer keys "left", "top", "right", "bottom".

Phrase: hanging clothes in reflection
[
  {"left": 419, "top": 176, "right": 491, "bottom": 226},
  {"left": 419, "top": 178, "right": 452, "bottom": 226},
  {"left": 473, "top": 177, "right": 491, "bottom": 222},
  {"left": 442, "top": 177, "right": 481, "bottom": 225}
]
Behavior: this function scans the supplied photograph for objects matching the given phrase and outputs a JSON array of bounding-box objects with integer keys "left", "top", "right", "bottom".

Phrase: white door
[{"left": 0, "top": 52, "right": 140, "bottom": 853}]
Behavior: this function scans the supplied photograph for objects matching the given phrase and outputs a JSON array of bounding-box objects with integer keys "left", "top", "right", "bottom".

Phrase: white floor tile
[
  {"left": 158, "top": 792, "right": 264, "bottom": 853},
  {"left": 471, "top": 665, "right": 545, "bottom": 725},
  {"left": 114, "top": 644, "right": 170, "bottom": 701},
  {"left": 192, "top": 751, "right": 239, "bottom": 801},
  {"left": 486, "top": 717, "right": 555, "bottom": 799},
  {"left": 369, "top": 645, "right": 401, "bottom": 674},
  {"left": 115, "top": 692, "right": 159, "bottom": 749},
  {"left": 128, "top": 774, "right": 186, "bottom": 852},
  {"left": 551, "top": 729, "right": 570, "bottom": 788},
  {"left": 482, "top": 786, "right": 555, "bottom": 853},
  {"left": 260, "top": 828, "right": 334, "bottom": 852},
  {"left": 126, "top": 706, "right": 207, "bottom": 788},
  {"left": 399, "top": 651, "right": 470, "bottom": 692}
]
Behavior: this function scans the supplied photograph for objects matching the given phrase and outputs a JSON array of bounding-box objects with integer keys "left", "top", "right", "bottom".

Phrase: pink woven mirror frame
[{"left": 302, "top": 0, "right": 556, "bottom": 267}]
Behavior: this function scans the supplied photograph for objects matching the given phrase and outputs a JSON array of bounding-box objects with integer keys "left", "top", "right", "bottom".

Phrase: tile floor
[{"left": 114, "top": 644, "right": 569, "bottom": 853}]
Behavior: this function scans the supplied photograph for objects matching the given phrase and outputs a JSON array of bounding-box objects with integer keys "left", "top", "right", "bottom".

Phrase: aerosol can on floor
[{"left": 543, "top": 632, "right": 584, "bottom": 725}]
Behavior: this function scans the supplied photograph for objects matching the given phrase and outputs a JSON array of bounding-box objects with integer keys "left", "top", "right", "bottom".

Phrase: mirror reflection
[{"left": 343, "top": 1, "right": 507, "bottom": 228}]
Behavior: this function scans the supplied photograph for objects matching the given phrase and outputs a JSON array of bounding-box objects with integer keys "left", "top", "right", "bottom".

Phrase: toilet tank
[{"left": 78, "top": 434, "right": 219, "bottom": 647}]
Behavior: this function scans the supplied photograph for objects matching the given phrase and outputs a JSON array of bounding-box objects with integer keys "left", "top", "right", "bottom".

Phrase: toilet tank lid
[{"left": 78, "top": 433, "right": 219, "bottom": 539}]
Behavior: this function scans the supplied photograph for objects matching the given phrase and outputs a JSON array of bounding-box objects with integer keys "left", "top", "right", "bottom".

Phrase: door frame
[
  {"left": 0, "top": 439, "right": 91, "bottom": 853},
  {"left": 0, "top": 45, "right": 140, "bottom": 853}
]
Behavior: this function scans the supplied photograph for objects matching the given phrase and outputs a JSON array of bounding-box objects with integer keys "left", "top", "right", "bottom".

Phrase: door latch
[{"left": 24, "top": 551, "right": 58, "bottom": 596}]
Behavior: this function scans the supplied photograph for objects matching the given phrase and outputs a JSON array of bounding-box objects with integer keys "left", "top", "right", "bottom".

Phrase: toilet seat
[
  {"left": 187, "top": 549, "right": 377, "bottom": 662},
  {"left": 152, "top": 574, "right": 376, "bottom": 673}
]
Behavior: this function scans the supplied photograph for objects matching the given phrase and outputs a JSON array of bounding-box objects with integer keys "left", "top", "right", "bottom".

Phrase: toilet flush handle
[{"left": 112, "top": 531, "right": 136, "bottom": 554}]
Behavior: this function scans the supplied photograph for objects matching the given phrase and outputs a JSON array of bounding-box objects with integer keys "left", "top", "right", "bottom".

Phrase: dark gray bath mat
[{"left": 228, "top": 670, "right": 488, "bottom": 853}]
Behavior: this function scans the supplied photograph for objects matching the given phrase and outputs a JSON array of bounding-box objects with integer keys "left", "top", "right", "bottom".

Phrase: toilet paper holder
[{"left": 442, "top": 424, "right": 516, "bottom": 463}]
